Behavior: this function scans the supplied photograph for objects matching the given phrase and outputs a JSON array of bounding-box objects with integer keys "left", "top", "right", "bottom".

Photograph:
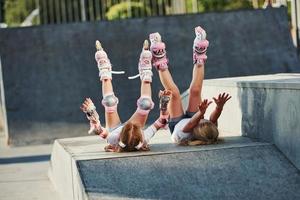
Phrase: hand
[
  {"left": 213, "top": 93, "right": 231, "bottom": 109},
  {"left": 80, "top": 98, "right": 95, "bottom": 113},
  {"left": 198, "top": 99, "right": 212, "bottom": 114}
]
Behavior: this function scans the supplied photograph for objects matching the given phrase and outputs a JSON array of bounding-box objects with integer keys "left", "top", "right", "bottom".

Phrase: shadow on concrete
[{"left": 0, "top": 154, "right": 50, "bottom": 164}]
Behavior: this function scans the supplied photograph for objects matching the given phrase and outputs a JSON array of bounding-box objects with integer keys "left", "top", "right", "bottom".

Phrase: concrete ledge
[
  {"left": 48, "top": 131, "right": 268, "bottom": 200},
  {"left": 182, "top": 73, "right": 300, "bottom": 169}
]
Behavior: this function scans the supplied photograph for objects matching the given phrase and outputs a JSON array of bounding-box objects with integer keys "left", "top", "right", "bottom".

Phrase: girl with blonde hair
[{"left": 149, "top": 26, "right": 231, "bottom": 145}]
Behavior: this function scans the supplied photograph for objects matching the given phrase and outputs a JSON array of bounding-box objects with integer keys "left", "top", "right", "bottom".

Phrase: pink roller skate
[
  {"left": 128, "top": 40, "right": 153, "bottom": 82},
  {"left": 193, "top": 26, "right": 209, "bottom": 65},
  {"left": 149, "top": 33, "right": 168, "bottom": 71},
  {"left": 80, "top": 98, "right": 107, "bottom": 138},
  {"left": 95, "top": 40, "right": 124, "bottom": 80}
]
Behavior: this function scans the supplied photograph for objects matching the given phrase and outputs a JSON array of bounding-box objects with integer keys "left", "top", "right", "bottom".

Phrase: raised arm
[
  {"left": 209, "top": 92, "right": 231, "bottom": 125},
  {"left": 182, "top": 99, "right": 212, "bottom": 133}
]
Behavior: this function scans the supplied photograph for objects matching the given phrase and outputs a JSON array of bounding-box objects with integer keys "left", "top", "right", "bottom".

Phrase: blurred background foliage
[
  {"left": 0, "top": 0, "right": 290, "bottom": 27},
  {"left": 106, "top": 1, "right": 151, "bottom": 20}
]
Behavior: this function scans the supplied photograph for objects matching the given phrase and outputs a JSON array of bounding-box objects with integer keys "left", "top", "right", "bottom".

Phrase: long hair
[
  {"left": 189, "top": 119, "right": 219, "bottom": 146},
  {"left": 118, "top": 122, "right": 145, "bottom": 152}
]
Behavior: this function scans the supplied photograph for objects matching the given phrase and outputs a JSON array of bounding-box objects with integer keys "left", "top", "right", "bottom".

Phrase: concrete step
[
  {"left": 181, "top": 73, "right": 300, "bottom": 170},
  {"left": 48, "top": 131, "right": 300, "bottom": 200}
]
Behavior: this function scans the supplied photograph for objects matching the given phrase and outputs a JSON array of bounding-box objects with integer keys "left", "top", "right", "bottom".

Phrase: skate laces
[
  {"left": 95, "top": 40, "right": 125, "bottom": 75},
  {"left": 128, "top": 40, "right": 152, "bottom": 80}
]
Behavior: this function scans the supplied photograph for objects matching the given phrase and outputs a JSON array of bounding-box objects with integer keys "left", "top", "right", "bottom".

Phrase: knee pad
[
  {"left": 137, "top": 96, "right": 154, "bottom": 115},
  {"left": 102, "top": 93, "right": 119, "bottom": 113}
]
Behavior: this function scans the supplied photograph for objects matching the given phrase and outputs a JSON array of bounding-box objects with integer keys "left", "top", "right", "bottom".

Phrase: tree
[{"left": 4, "top": 0, "right": 38, "bottom": 27}]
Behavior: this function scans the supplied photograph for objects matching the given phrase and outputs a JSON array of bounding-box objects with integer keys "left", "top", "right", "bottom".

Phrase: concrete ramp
[
  {"left": 0, "top": 8, "right": 299, "bottom": 146},
  {"left": 48, "top": 133, "right": 300, "bottom": 200},
  {"left": 80, "top": 145, "right": 300, "bottom": 200}
]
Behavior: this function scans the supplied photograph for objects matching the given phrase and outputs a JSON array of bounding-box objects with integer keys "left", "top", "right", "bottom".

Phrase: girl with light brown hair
[
  {"left": 149, "top": 26, "right": 231, "bottom": 145},
  {"left": 80, "top": 40, "right": 171, "bottom": 152}
]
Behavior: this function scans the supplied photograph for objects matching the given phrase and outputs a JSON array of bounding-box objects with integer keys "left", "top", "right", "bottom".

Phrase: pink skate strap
[
  {"left": 194, "top": 40, "right": 209, "bottom": 54},
  {"left": 152, "top": 57, "right": 168, "bottom": 70}
]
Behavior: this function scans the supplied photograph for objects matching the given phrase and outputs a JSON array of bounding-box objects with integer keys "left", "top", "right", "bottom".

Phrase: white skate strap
[
  {"left": 128, "top": 74, "right": 140, "bottom": 79},
  {"left": 111, "top": 70, "right": 125, "bottom": 74},
  {"left": 98, "top": 64, "right": 125, "bottom": 75},
  {"left": 128, "top": 68, "right": 152, "bottom": 79}
]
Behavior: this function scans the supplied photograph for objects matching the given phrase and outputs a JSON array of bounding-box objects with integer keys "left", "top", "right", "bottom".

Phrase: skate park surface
[{"left": 0, "top": 7, "right": 300, "bottom": 200}]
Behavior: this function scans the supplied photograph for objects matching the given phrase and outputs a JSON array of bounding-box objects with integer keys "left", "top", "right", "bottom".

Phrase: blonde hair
[
  {"left": 118, "top": 122, "right": 145, "bottom": 152},
  {"left": 189, "top": 119, "right": 219, "bottom": 146}
]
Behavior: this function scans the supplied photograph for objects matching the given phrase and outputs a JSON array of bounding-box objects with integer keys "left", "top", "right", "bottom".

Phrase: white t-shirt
[
  {"left": 171, "top": 118, "right": 193, "bottom": 143},
  {"left": 106, "top": 124, "right": 157, "bottom": 146}
]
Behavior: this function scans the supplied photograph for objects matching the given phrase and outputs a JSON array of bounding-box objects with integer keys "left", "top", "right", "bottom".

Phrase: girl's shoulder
[{"left": 175, "top": 118, "right": 191, "bottom": 129}]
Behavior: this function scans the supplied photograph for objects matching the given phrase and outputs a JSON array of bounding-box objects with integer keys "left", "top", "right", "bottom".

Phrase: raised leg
[
  {"left": 149, "top": 32, "right": 184, "bottom": 119},
  {"left": 187, "top": 26, "right": 209, "bottom": 114},
  {"left": 128, "top": 40, "right": 154, "bottom": 127},
  {"left": 95, "top": 41, "right": 121, "bottom": 129},
  {"left": 101, "top": 79, "right": 121, "bottom": 128},
  {"left": 186, "top": 63, "right": 204, "bottom": 113},
  {"left": 158, "top": 69, "right": 184, "bottom": 118}
]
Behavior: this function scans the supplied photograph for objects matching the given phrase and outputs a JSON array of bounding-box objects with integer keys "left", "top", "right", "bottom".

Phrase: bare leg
[
  {"left": 158, "top": 69, "right": 184, "bottom": 119},
  {"left": 102, "top": 79, "right": 121, "bottom": 129},
  {"left": 129, "top": 81, "right": 152, "bottom": 127},
  {"left": 128, "top": 41, "right": 154, "bottom": 127},
  {"left": 95, "top": 41, "right": 122, "bottom": 129},
  {"left": 149, "top": 32, "right": 184, "bottom": 119},
  {"left": 187, "top": 25, "right": 209, "bottom": 113},
  {"left": 186, "top": 63, "right": 204, "bottom": 113}
]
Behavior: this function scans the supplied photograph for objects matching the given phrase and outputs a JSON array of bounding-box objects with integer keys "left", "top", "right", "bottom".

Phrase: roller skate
[
  {"left": 149, "top": 32, "right": 168, "bottom": 71},
  {"left": 193, "top": 26, "right": 209, "bottom": 65},
  {"left": 95, "top": 40, "right": 124, "bottom": 80},
  {"left": 128, "top": 40, "right": 153, "bottom": 82}
]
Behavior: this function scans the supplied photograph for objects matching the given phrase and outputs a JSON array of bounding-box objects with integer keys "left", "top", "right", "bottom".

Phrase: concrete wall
[
  {"left": 0, "top": 8, "right": 299, "bottom": 145},
  {"left": 182, "top": 73, "right": 300, "bottom": 169}
]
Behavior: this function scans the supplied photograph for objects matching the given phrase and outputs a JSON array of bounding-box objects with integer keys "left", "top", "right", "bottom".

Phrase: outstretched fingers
[
  {"left": 198, "top": 99, "right": 212, "bottom": 113},
  {"left": 224, "top": 94, "right": 232, "bottom": 102},
  {"left": 213, "top": 92, "right": 232, "bottom": 108}
]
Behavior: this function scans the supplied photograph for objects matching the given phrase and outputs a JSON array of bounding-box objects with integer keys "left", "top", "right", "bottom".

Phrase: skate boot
[
  {"left": 95, "top": 40, "right": 124, "bottom": 80},
  {"left": 128, "top": 40, "right": 153, "bottom": 82},
  {"left": 149, "top": 32, "right": 168, "bottom": 71},
  {"left": 193, "top": 26, "right": 209, "bottom": 65}
]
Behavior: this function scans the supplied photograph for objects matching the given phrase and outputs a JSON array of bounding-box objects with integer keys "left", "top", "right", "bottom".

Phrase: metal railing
[
  {"left": 1, "top": 0, "right": 290, "bottom": 26},
  {"left": 38, "top": 0, "right": 253, "bottom": 24}
]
